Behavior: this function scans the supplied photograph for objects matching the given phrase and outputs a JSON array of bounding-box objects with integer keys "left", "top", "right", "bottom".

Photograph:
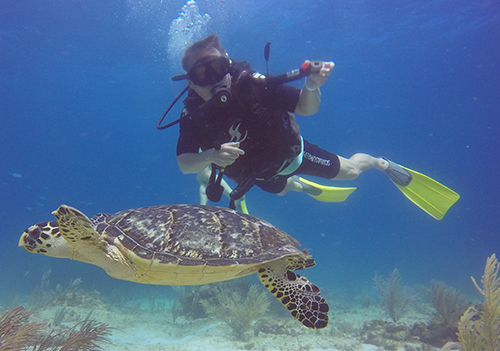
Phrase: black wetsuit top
[{"left": 176, "top": 68, "right": 302, "bottom": 183}]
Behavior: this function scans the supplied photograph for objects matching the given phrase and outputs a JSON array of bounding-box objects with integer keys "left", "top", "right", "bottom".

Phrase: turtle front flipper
[
  {"left": 52, "top": 205, "right": 102, "bottom": 247},
  {"left": 258, "top": 264, "right": 329, "bottom": 329}
]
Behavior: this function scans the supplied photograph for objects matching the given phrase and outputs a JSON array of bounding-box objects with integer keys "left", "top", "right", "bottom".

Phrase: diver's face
[
  {"left": 187, "top": 49, "right": 231, "bottom": 101},
  {"left": 189, "top": 74, "right": 231, "bottom": 101}
]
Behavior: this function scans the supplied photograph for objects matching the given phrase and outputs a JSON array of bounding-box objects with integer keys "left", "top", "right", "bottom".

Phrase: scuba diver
[{"left": 163, "top": 33, "right": 459, "bottom": 220}]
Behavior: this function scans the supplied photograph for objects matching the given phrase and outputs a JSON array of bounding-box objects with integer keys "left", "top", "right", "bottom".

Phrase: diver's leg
[
  {"left": 333, "top": 154, "right": 389, "bottom": 180},
  {"left": 277, "top": 178, "right": 299, "bottom": 196},
  {"left": 196, "top": 167, "right": 211, "bottom": 205},
  {"left": 280, "top": 153, "right": 412, "bottom": 194},
  {"left": 334, "top": 154, "right": 412, "bottom": 185},
  {"left": 277, "top": 141, "right": 393, "bottom": 195},
  {"left": 278, "top": 153, "right": 389, "bottom": 195}
]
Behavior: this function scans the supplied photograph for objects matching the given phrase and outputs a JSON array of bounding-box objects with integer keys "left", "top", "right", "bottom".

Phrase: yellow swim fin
[
  {"left": 298, "top": 177, "right": 357, "bottom": 202},
  {"left": 393, "top": 167, "right": 460, "bottom": 220}
]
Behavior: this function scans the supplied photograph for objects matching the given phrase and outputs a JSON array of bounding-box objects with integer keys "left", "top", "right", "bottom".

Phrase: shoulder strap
[
  {"left": 182, "top": 89, "right": 204, "bottom": 116},
  {"left": 229, "top": 62, "right": 272, "bottom": 120}
]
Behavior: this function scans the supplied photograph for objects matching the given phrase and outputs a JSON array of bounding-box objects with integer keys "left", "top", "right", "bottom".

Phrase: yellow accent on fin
[
  {"left": 240, "top": 199, "right": 249, "bottom": 214},
  {"left": 394, "top": 167, "right": 460, "bottom": 220},
  {"left": 298, "top": 177, "right": 356, "bottom": 202}
]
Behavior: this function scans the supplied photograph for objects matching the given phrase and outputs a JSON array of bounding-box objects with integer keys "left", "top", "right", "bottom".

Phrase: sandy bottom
[{"left": 31, "top": 299, "right": 440, "bottom": 351}]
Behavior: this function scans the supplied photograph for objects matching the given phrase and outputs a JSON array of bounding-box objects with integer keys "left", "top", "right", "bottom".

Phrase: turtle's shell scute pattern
[{"left": 95, "top": 205, "right": 301, "bottom": 266}]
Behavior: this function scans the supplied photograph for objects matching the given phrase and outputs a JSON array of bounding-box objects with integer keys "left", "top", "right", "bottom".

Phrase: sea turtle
[{"left": 19, "top": 204, "right": 329, "bottom": 329}]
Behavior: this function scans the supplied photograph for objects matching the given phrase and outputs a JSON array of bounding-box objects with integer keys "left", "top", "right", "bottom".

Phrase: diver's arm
[
  {"left": 177, "top": 142, "right": 244, "bottom": 174},
  {"left": 295, "top": 87, "right": 321, "bottom": 116},
  {"left": 177, "top": 152, "right": 215, "bottom": 174},
  {"left": 294, "top": 61, "right": 334, "bottom": 116}
]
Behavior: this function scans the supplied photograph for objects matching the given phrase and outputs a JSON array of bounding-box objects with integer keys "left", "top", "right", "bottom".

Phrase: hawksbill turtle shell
[{"left": 19, "top": 204, "right": 329, "bottom": 329}]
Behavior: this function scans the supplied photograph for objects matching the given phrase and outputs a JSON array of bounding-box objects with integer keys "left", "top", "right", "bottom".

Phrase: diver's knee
[
  {"left": 277, "top": 177, "right": 296, "bottom": 196},
  {"left": 277, "top": 184, "right": 290, "bottom": 196}
]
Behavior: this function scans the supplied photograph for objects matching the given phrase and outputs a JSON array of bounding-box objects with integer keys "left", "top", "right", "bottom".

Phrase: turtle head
[{"left": 19, "top": 221, "right": 73, "bottom": 258}]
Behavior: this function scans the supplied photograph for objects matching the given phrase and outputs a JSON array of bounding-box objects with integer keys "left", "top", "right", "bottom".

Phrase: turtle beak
[{"left": 19, "top": 229, "right": 38, "bottom": 252}]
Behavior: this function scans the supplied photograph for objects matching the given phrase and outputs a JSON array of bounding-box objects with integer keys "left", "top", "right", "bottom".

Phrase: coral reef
[
  {"left": 359, "top": 319, "right": 439, "bottom": 350},
  {"left": 360, "top": 320, "right": 412, "bottom": 348},
  {"left": 179, "top": 278, "right": 254, "bottom": 320},
  {"left": 179, "top": 284, "right": 222, "bottom": 320},
  {"left": 45, "top": 319, "right": 113, "bottom": 350},
  {"left": 28, "top": 272, "right": 103, "bottom": 310},
  {"left": 200, "top": 285, "right": 270, "bottom": 340},
  {"left": 408, "top": 280, "right": 468, "bottom": 347},
  {"left": 253, "top": 319, "right": 295, "bottom": 336},
  {"left": 442, "top": 253, "right": 500, "bottom": 351},
  {"left": 28, "top": 269, "right": 53, "bottom": 307},
  {"left": 147, "top": 289, "right": 170, "bottom": 314},
  {"left": 431, "top": 281, "right": 468, "bottom": 328},
  {"left": 53, "top": 307, "right": 67, "bottom": 327},
  {"left": 0, "top": 305, "right": 113, "bottom": 350},
  {"left": 374, "top": 269, "right": 414, "bottom": 322},
  {"left": 0, "top": 306, "right": 45, "bottom": 350},
  {"left": 412, "top": 320, "right": 458, "bottom": 347}
]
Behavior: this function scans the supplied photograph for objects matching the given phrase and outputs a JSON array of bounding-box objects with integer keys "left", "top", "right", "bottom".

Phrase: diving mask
[{"left": 173, "top": 56, "right": 231, "bottom": 87}]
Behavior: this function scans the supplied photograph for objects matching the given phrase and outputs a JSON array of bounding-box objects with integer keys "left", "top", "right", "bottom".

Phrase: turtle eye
[{"left": 28, "top": 226, "right": 41, "bottom": 239}]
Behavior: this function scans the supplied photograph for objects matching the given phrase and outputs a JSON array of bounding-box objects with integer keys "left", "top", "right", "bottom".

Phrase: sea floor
[
  {"left": 1, "top": 272, "right": 451, "bottom": 351},
  {"left": 26, "top": 298, "right": 441, "bottom": 351}
]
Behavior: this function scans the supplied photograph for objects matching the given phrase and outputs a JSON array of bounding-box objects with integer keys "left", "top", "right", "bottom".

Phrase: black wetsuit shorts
[{"left": 256, "top": 139, "right": 341, "bottom": 194}]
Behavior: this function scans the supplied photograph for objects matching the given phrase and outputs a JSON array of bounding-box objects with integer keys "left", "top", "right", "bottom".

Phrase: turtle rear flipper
[{"left": 258, "top": 266, "right": 329, "bottom": 329}]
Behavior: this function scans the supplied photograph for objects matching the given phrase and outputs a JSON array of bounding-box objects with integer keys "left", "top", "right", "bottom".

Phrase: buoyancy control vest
[{"left": 180, "top": 61, "right": 302, "bottom": 199}]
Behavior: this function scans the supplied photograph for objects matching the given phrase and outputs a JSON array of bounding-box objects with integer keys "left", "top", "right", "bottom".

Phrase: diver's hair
[{"left": 182, "top": 33, "right": 226, "bottom": 71}]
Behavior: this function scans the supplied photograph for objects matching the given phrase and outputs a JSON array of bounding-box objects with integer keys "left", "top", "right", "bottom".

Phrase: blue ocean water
[{"left": 1, "top": 0, "right": 499, "bottom": 334}]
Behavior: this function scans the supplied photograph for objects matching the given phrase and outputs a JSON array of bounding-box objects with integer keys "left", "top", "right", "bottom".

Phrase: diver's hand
[
  {"left": 295, "top": 61, "right": 333, "bottom": 115},
  {"left": 177, "top": 143, "right": 244, "bottom": 174},
  {"left": 210, "top": 142, "right": 245, "bottom": 167},
  {"left": 304, "top": 61, "right": 334, "bottom": 91}
]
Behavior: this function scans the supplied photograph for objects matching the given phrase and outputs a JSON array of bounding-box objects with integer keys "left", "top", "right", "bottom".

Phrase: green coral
[
  {"left": 200, "top": 284, "right": 270, "bottom": 339},
  {"left": 443, "top": 253, "right": 500, "bottom": 351},
  {"left": 374, "top": 269, "right": 413, "bottom": 322},
  {"left": 431, "top": 280, "right": 468, "bottom": 328}
]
